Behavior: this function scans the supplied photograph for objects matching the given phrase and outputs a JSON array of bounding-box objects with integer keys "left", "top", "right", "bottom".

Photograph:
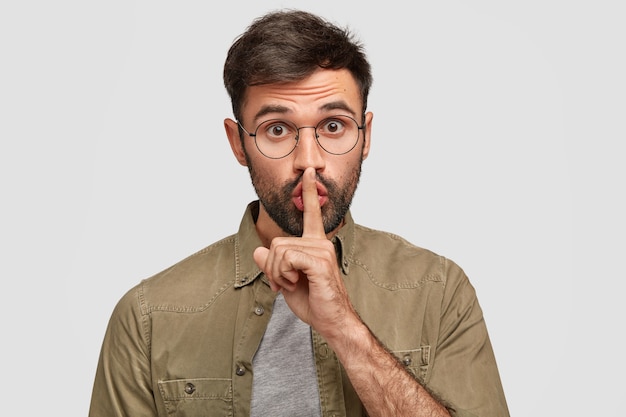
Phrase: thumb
[
  {"left": 253, "top": 246, "right": 279, "bottom": 292},
  {"left": 253, "top": 246, "right": 269, "bottom": 270}
]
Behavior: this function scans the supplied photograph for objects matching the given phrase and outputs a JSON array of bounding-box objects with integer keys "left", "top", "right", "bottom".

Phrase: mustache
[{"left": 283, "top": 171, "right": 335, "bottom": 193}]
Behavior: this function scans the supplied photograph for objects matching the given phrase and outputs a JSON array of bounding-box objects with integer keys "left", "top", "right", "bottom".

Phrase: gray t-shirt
[{"left": 250, "top": 293, "right": 322, "bottom": 417}]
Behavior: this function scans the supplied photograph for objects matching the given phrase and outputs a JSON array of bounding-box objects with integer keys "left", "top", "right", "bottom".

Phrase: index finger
[{"left": 302, "top": 167, "right": 326, "bottom": 238}]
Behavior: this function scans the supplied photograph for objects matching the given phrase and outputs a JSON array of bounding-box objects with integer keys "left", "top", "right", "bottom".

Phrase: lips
[{"left": 292, "top": 181, "right": 328, "bottom": 211}]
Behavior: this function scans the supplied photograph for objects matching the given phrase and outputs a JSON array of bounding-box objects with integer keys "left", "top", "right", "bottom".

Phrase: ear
[
  {"left": 361, "top": 111, "right": 373, "bottom": 161},
  {"left": 224, "top": 118, "right": 248, "bottom": 167}
]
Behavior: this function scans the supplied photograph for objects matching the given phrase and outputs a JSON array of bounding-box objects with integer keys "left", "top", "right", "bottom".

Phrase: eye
[
  {"left": 260, "top": 120, "right": 294, "bottom": 141},
  {"left": 318, "top": 118, "right": 346, "bottom": 137}
]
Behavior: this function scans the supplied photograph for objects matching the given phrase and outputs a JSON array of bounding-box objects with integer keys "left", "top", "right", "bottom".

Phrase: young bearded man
[{"left": 89, "top": 10, "right": 509, "bottom": 417}]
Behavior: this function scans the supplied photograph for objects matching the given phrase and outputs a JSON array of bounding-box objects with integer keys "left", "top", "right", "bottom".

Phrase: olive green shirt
[{"left": 90, "top": 201, "right": 509, "bottom": 417}]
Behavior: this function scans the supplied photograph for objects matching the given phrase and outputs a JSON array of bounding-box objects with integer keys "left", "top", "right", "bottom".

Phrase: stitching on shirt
[
  {"left": 144, "top": 280, "right": 233, "bottom": 313},
  {"left": 351, "top": 259, "right": 443, "bottom": 290},
  {"left": 158, "top": 378, "right": 233, "bottom": 400},
  {"left": 135, "top": 236, "right": 239, "bottom": 314},
  {"left": 234, "top": 231, "right": 242, "bottom": 282},
  {"left": 349, "top": 224, "right": 446, "bottom": 290},
  {"left": 311, "top": 331, "right": 331, "bottom": 415}
]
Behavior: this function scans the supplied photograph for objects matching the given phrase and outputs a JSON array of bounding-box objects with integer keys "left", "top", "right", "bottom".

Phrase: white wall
[{"left": 1, "top": 1, "right": 623, "bottom": 415}]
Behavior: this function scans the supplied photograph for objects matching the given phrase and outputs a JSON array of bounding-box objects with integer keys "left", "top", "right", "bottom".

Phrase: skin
[{"left": 224, "top": 68, "right": 450, "bottom": 417}]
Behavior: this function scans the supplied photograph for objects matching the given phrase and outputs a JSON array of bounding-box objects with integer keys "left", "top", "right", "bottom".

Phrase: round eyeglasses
[{"left": 238, "top": 115, "right": 365, "bottom": 159}]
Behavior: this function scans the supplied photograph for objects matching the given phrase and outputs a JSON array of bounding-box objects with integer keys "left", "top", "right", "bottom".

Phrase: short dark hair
[{"left": 223, "top": 10, "right": 373, "bottom": 121}]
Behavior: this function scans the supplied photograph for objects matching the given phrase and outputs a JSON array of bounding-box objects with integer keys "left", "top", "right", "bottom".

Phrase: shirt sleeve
[
  {"left": 428, "top": 258, "right": 510, "bottom": 417},
  {"left": 89, "top": 284, "right": 158, "bottom": 417}
]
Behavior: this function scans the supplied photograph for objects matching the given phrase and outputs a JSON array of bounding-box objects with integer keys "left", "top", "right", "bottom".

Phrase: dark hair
[{"left": 223, "top": 10, "right": 372, "bottom": 121}]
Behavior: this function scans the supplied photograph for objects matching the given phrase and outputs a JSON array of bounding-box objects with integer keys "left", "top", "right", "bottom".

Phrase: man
[{"left": 90, "top": 10, "right": 509, "bottom": 417}]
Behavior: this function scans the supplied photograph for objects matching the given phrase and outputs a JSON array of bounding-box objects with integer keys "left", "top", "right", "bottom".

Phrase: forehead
[{"left": 242, "top": 69, "right": 362, "bottom": 124}]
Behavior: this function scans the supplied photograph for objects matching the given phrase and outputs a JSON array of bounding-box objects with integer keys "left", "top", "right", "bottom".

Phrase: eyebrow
[
  {"left": 253, "top": 105, "right": 291, "bottom": 123},
  {"left": 252, "top": 100, "right": 358, "bottom": 124},
  {"left": 319, "top": 101, "right": 358, "bottom": 116}
]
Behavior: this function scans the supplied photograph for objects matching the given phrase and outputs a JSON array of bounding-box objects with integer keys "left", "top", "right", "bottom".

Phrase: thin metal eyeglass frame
[{"left": 237, "top": 114, "right": 365, "bottom": 159}]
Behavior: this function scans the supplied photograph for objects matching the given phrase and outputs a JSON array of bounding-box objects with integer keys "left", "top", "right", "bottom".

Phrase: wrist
[{"left": 322, "top": 311, "right": 374, "bottom": 365}]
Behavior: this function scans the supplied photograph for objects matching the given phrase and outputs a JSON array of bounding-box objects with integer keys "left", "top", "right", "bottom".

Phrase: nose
[{"left": 293, "top": 126, "right": 325, "bottom": 172}]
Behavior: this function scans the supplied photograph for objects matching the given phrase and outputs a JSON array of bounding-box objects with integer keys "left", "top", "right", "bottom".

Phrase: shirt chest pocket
[
  {"left": 392, "top": 346, "right": 431, "bottom": 381},
  {"left": 157, "top": 378, "right": 233, "bottom": 416}
]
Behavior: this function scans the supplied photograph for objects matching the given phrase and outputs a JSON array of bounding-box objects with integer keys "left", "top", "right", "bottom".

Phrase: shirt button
[
  {"left": 184, "top": 382, "right": 196, "bottom": 394},
  {"left": 254, "top": 306, "right": 265, "bottom": 316},
  {"left": 402, "top": 355, "right": 412, "bottom": 366},
  {"left": 236, "top": 365, "right": 246, "bottom": 376},
  {"left": 318, "top": 343, "right": 330, "bottom": 359}
]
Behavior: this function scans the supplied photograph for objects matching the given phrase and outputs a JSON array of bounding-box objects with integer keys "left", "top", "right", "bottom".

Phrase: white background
[{"left": 1, "top": 1, "right": 624, "bottom": 415}]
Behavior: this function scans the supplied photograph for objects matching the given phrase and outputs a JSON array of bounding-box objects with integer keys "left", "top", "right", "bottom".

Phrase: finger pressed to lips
[
  {"left": 302, "top": 167, "right": 326, "bottom": 238},
  {"left": 291, "top": 169, "right": 328, "bottom": 212}
]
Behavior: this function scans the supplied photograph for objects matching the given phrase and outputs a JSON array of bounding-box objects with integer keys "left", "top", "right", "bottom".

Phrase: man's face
[{"left": 226, "top": 68, "right": 372, "bottom": 238}]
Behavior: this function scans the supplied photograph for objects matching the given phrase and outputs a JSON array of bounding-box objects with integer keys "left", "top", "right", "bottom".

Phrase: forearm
[{"left": 325, "top": 314, "right": 451, "bottom": 417}]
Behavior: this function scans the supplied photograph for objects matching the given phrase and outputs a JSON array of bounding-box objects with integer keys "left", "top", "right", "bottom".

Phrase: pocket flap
[{"left": 158, "top": 377, "right": 232, "bottom": 401}]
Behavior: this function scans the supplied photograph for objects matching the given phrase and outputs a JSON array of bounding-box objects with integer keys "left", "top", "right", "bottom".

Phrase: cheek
[
  {"left": 331, "top": 157, "right": 361, "bottom": 181},
  {"left": 248, "top": 158, "right": 289, "bottom": 184}
]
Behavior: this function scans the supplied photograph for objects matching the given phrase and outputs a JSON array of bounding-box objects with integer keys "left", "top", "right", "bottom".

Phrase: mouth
[{"left": 291, "top": 180, "right": 328, "bottom": 211}]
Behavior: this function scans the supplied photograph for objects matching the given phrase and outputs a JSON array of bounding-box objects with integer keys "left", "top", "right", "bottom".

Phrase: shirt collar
[
  {"left": 233, "top": 201, "right": 265, "bottom": 288},
  {"left": 233, "top": 200, "right": 356, "bottom": 288},
  {"left": 332, "top": 210, "right": 355, "bottom": 276}
]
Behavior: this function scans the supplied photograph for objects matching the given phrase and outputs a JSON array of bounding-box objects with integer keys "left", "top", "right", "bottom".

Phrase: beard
[{"left": 246, "top": 160, "right": 363, "bottom": 237}]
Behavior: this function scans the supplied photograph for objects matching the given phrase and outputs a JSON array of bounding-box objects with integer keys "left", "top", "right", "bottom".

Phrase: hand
[{"left": 253, "top": 167, "right": 355, "bottom": 336}]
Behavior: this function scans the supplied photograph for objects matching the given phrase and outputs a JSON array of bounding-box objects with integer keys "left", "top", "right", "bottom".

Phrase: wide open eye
[
  {"left": 259, "top": 120, "right": 295, "bottom": 142},
  {"left": 317, "top": 117, "right": 350, "bottom": 139}
]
